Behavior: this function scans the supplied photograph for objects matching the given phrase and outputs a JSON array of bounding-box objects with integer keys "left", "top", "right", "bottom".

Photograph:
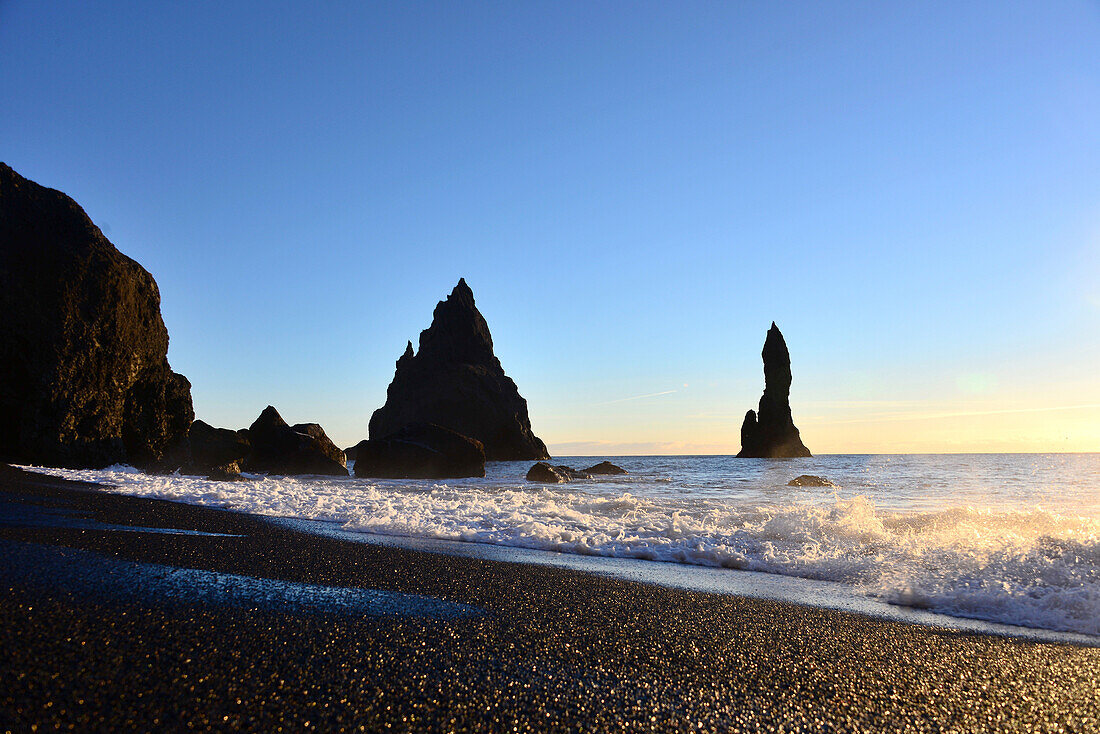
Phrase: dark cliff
[{"left": 0, "top": 163, "right": 193, "bottom": 469}]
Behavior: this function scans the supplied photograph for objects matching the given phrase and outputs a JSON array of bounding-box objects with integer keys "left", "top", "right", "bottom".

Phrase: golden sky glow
[{"left": 542, "top": 393, "right": 1100, "bottom": 456}]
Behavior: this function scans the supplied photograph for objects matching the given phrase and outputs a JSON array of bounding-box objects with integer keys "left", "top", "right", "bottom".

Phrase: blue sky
[{"left": 3, "top": 1, "right": 1098, "bottom": 453}]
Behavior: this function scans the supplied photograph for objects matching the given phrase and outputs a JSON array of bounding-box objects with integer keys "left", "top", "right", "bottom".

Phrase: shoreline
[
  {"left": 268, "top": 515, "right": 1100, "bottom": 648},
  {"left": 2, "top": 464, "right": 1098, "bottom": 730},
  {"left": 20, "top": 457, "right": 1100, "bottom": 642}
]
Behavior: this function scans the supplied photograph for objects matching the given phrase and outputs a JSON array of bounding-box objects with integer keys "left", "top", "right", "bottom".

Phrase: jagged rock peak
[
  {"left": 737, "top": 323, "right": 811, "bottom": 459},
  {"left": 252, "top": 405, "right": 286, "bottom": 429},
  {"left": 416, "top": 278, "right": 497, "bottom": 367},
  {"left": 451, "top": 277, "right": 474, "bottom": 303},
  {"left": 369, "top": 279, "right": 549, "bottom": 461},
  {"left": 762, "top": 322, "right": 793, "bottom": 399}
]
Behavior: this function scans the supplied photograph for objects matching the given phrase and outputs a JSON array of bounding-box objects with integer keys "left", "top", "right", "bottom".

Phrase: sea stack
[
  {"left": 736, "top": 323, "right": 811, "bottom": 458},
  {"left": 0, "top": 163, "right": 193, "bottom": 469},
  {"left": 369, "top": 279, "right": 549, "bottom": 461}
]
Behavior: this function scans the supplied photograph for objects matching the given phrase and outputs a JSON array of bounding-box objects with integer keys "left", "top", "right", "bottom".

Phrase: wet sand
[{"left": 1, "top": 465, "right": 1097, "bottom": 732}]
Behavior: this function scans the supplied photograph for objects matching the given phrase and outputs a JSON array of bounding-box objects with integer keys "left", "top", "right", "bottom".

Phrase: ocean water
[{"left": 24, "top": 454, "right": 1100, "bottom": 639}]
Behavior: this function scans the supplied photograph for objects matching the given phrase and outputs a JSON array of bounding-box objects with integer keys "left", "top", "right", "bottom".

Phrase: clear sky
[{"left": 2, "top": 1, "right": 1098, "bottom": 454}]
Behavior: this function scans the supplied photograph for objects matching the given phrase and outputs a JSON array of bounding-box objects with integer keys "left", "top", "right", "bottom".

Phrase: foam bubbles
[{"left": 22, "top": 458, "right": 1100, "bottom": 636}]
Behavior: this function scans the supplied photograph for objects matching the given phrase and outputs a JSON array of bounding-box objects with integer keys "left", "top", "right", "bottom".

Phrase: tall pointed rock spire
[
  {"left": 736, "top": 323, "right": 811, "bottom": 458},
  {"left": 369, "top": 279, "right": 549, "bottom": 461}
]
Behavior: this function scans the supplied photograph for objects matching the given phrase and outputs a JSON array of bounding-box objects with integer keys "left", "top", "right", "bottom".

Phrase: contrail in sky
[{"left": 594, "top": 390, "right": 678, "bottom": 406}]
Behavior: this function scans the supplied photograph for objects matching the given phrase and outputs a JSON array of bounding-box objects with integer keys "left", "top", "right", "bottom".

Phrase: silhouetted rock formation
[
  {"left": 737, "top": 323, "right": 811, "bottom": 459},
  {"left": 243, "top": 406, "right": 348, "bottom": 476},
  {"left": 189, "top": 420, "right": 251, "bottom": 471},
  {"left": 0, "top": 163, "right": 193, "bottom": 469},
  {"left": 526, "top": 462, "right": 592, "bottom": 483},
  {"left": 582, "top": 461, "right": 627, "bottom": 475},
  {"left": 369, "top": 279, "right": 549, "bottom": 461},
  {"left": 353, "top": 423, "right": 485, "bottom": 479},
  {"left": 343, "top": 445, "right": 358, "bottom": 462},
  {"left": 788, "top": 474, "right": 835, "bottom": 487},
  {"left": 187, "top": 412, "right": 346, "bottom": 478}
]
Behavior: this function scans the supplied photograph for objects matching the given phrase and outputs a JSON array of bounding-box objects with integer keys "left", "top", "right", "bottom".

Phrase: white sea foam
[{"left": 22, "top": 456, "right": 1100, "bottom": 637}]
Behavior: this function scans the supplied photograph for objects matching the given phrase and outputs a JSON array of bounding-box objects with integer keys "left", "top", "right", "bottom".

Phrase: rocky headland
[
  {"left": 0, "top": 163, "right": 193, "bottom": 470},
  {"left": 737, "top": 323, "right": 811, "bottom": 459}
]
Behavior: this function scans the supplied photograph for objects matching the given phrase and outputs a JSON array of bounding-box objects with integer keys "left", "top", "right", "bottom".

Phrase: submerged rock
[
  {"left": 369, "top": 279, "right": 549, "bottom": 461},
  {"left": 736, "top": 323, "right": 811, "bottom": 459},
  {"left": 526, "top": 462, "right": 593, "bottom": 483},
  {"left": 353, "top": 423, "right": 485, "bottom": 479},
  {"left": 788, "top": 474, "right": 835, "bottom": 487},
  {"left": 0, "top": 163, "right": 193, "bottom": 469},
  {"left": 244, "top": 406, "right": 348, "bottom": 476},
  {"left": 206, "top": 462, "right": 248, "bottom": 481},
  {"left": 582, "top": 461, "right": 627, "bottom": 475}
]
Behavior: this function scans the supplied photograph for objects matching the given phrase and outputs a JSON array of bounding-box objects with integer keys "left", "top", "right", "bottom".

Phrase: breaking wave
[{"left": 22, "top": 461, "right": 1100, "bottom": 637}]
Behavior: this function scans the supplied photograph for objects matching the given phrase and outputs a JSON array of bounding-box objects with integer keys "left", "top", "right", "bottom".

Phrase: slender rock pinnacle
[{"left": 737, "top": 323, "right": 811, "bottom": 458}]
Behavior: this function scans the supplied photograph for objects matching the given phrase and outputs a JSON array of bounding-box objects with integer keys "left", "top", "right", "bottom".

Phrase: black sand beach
[{"left": 2, "top": 465, "right": 1097, "bottom": 732}]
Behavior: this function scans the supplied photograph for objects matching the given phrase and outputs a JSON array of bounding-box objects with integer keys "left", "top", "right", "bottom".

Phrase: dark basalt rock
[
  {"left": 788, "top": 474, "right": 835, "bottom": 487},
  {"left": 737, "top": 323, "right": 811, "bottom": 459},
  {"left": 206, "top": 462, "right": 248, "bottom": 481},
  {"left": 343, "top": 445, "right": 358, "bottom": 462},
  {"left": 369, "top": 279, "right": 549, "bottom": 461},
  {"left": 188, "top": 420, "right": 251, "bottom": 472},
  {"left": 582, "top": 461, "right": 627, "bottom": 475},
  {"left": 353, "top": 423, "right": 485, "bottom": 479},
  {"left": 526, "top": 462, "right": 592, "bottom": 483},
  {"left": 291, "top": 422, "right": 348, "bottom": 466},
  {"left": 187, "top": 413, "right": 345, "bottom": 478},
  {"left": 244, "top": 406, "right": 348, "bottom": 476},
  {"left": 0, "top": 163, "right": 194, "bottom": 469}
]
